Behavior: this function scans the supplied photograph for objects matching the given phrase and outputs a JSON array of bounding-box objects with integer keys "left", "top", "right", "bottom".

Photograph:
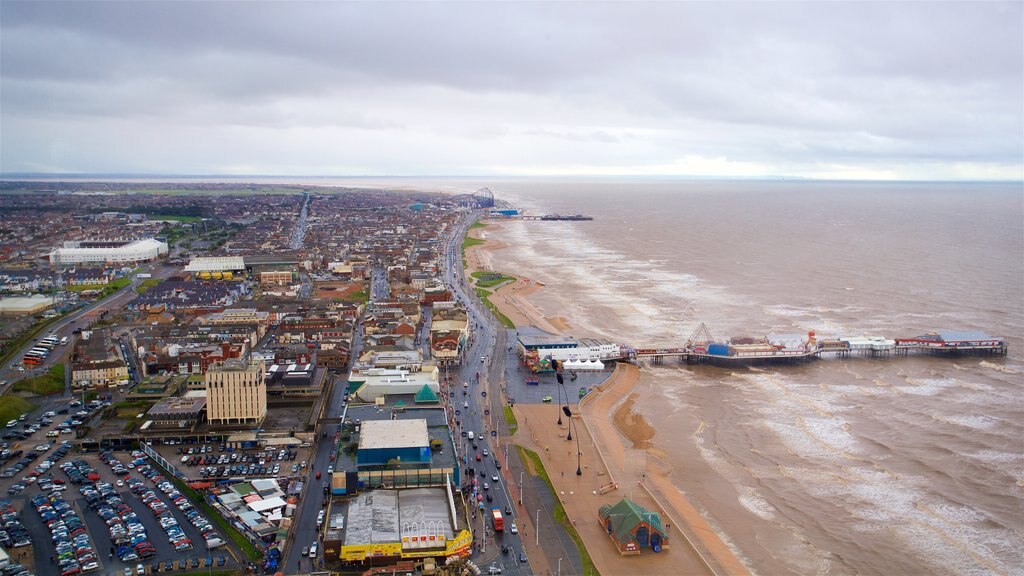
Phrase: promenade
[{"left": 509, "top": 363, "right": 750, "bottom": 576}]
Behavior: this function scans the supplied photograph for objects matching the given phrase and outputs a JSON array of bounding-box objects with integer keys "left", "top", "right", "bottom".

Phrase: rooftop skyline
[{"left": 1, "top": 1, "right": 1021, "bottom": 180}]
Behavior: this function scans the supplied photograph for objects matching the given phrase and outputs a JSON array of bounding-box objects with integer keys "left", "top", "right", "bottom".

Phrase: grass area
[
  {"left": 111, "top": 399, "right": 154, "bottom": 417},
  {"left": 503, "top": 406, "right": 518, "bottom": 435},
  {"left": 517, "top": 447, "right": 600, "bottom": 576},
  {"left": 469, "top": 221, "right": 486, "bottom": 230},
  {"left": 474, "top": 287, "right": 515, "bottom": 329},
  {"left": 0, "top": 395, "right": 34, "bottom": 425},
  {"left": 67, "top": 276, "right": 132, "bottom": 297},
  {"left": 462, "top": 236, "right": 485, "bottom": 250},
  {"left": 345, "top": 290, "right": 370, "bottom": 303},
  {"left": 155, "top": 463, "right": 264, "bottom": 562},
  {"left": 135, "top": 278, "right": 162, "bottom": 294},
  {"left": 12, "top": 364, "right": 65, "bottom": 396},
  {"left": 471, "top": 270, "right": 516, "bottom": 288},
  {"left": 149, "top": 214, "right": 201, "bottom": 222}
]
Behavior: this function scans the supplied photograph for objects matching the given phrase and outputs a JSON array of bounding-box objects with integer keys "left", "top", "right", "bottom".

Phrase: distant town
[{"left": 0, "top": 182, "right": 658, "bottom": 576}]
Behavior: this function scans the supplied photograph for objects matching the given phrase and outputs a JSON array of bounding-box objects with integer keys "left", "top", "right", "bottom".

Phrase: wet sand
[
  {"left": 509, "top": 364, "right": 749, "bottom": 576},
  {"left": 463, "top": 221, "right": 571, "bottom": 335},
  {"left": 470, "top": 219, "right": 749, "bottom": 574}
]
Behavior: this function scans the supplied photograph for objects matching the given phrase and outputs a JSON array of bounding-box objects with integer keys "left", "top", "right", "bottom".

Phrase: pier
[{"left": 625, "top": 324, "right": 1007, "bottom": 367}]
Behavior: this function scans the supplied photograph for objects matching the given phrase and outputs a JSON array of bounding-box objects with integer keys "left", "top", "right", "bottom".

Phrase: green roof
[
  {"left": 414, "top": 384, "right": 439, "bottom": 403},
  {"left": 598, "top": 497, "right": 664, "bottom": 545}
]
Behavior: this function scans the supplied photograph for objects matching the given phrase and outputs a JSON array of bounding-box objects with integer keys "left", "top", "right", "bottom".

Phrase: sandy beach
[
  {"left": 469, "top": 219, "right": 749, "bottom": 575},
  {"left": 462, "top": 221, "right": 572, "bottom": 335}
]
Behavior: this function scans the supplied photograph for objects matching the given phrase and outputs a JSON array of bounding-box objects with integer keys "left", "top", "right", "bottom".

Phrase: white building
[
  {"left": 185, "top": 256, "right": 246, "bottom": 272},
  {"left": 49, "top": 238, "right": 168, "bottom": 266}
]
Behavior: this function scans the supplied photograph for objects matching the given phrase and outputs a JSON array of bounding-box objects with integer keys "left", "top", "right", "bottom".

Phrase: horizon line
[{"left": 1, "top": 172, "right": 1022, "bottom": 184}]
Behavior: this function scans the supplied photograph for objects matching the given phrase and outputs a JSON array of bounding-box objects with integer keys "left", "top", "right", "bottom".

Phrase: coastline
[
  {"left": 467, "top": 218, "right": 750, "bottom": 575},
  {"left": 510, "top": 364, "right": 749, "bottom": 576},
  {"left": 462, "top": 220, "right": 571, "bottom": 335}
]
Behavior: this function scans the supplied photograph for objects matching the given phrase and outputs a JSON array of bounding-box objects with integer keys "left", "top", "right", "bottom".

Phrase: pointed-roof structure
[
  {"left": 597, "top": 497, "right": 669, "bottom": 555},
  {"left": 414, "top": 384, "right": 439, "bottom": 404}
]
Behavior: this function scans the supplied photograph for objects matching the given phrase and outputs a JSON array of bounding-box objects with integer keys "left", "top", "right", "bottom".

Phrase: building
[
  {"left": 356, "top": 419, "right": 432, "bottom": 469},
  {"left": 206, "top": 358, "right": 266, "bottom": 427},
  {"left": 49, "top": 238, "right": 168, "bottom": 266},
  {"left": 72, "top": 329, "right": 129, "bottom": 389},
  {"left": 0, "top": 294, "right": 54, "bottom": 316},
  {"left": 347, "top": 366, "right": 439, "bottom": 402},
  {"left": 184, "top": 256, "right": 246, "bottom": 273},
  {"left": 330, "top": 488, "right": 473, "bottom": 563},
  {"left": 143, "top": 395, "right": 207, "bottom": 431},
  {"left": 258, "top": 270, "right": 295, "bottom": 286},
  {"left": 597, "top": 498, "right": 670, "bottom": 555}
]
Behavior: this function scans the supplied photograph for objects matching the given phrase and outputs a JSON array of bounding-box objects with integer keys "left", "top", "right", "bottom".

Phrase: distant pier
[{"left": 521, "top": 214, "right": 594, "bottom": 221}]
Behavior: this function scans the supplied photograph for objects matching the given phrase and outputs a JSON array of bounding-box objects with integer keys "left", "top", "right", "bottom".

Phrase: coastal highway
[{"left": 442, "top": 212, "right": 559, "bottom": 576}]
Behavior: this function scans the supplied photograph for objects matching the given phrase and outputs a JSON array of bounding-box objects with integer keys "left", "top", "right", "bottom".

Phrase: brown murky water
[{"left": 484, "top": 180, "right": 1023, "bottom": 576}]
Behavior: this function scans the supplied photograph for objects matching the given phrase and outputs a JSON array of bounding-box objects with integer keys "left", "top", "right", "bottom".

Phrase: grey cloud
[{"left": 1, "top": 1, "right": 1020, "bottom": 178}]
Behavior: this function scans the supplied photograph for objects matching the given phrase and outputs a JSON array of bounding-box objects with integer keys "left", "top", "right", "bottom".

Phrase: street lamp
[
  {"left": 563, "top": 406, "right": 582, "bottom": 476},
  {"left": 558, "top": 557, "right": 563, "bottom": 576},
  {"left": 553, "top": 359, "right": 564, "bottom": 425},
  {"left": 536, "top": 508, "right": 541, "bottom": 546}
]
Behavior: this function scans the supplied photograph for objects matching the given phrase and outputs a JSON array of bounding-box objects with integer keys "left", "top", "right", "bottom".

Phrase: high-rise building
[{"left": 206, "top": 358, "right": 266, "bottom": 427}]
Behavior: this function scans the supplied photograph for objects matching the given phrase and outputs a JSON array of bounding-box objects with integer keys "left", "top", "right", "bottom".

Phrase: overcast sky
[{"left": 1, "top": 1, "right": 1021, "bottom": 179}]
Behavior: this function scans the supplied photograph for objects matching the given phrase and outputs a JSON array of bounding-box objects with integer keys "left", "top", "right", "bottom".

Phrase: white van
[
  {"left": 467, "top": 431, "right": 474, "bottom": 440},
  {"left": 308, "top": 542, "right": 318, "bottom": 558}
]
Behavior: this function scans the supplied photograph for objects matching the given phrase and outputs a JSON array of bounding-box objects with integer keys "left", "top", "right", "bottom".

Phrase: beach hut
[{"left": 597, "top": 497, "right": 670, "bottom": 555}]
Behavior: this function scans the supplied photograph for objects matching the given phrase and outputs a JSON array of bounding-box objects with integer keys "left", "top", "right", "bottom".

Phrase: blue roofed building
[{"left": 356, "top": 419, "right": 432, "bottom": 469}]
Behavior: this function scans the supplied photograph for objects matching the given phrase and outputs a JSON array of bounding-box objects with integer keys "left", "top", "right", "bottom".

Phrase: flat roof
[
  {"left": 358, "top": 419, "right": 429, "bottom": 450},
  {"left": 517, "top": 326, "right": 577, "bottom": 348},
  {"left": 345, "top": 489, "right": 400, "bottom": 545},
  {"left": 148, "top": 396, "right": 207, "bottom": 418}
]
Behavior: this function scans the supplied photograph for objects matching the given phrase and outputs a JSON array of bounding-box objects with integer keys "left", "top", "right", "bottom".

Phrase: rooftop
[{"left": 358, "top": 419, "right": 429, "bottom": 450}]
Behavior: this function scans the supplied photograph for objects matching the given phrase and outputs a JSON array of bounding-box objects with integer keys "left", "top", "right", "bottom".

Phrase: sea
[{"left": 477, "top": 180, "right": 1024, "bottom": 576}]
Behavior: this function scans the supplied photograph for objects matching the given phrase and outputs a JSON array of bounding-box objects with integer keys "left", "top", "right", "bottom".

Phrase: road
[{"left": 1, "top": 263, "right": 177, "bottom": 396}]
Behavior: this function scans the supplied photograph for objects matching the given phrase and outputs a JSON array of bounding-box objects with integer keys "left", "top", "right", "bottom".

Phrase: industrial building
[
  {"left": 0, "top": 294, "right": 54, "bottom": 316},
  {"left": 49, "top": 238, "right": 168, "bottom": 266},
  {"left": 184, "top": 256, "right": 246, "bottom": 273},
  {"left": 206, "top": 358, "right": 267, "bottom": 427}
]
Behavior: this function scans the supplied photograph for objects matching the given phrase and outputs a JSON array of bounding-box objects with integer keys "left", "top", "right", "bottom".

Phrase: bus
[
  {"left": 491, "top": 508, "right": 504, "bottom": 532},
  {"left": 39, "top": 337, "right": 59, "bottom": 348},
  {"left": 22, "top": 352, "right": 44, "bottom": 366},
  {"left": 60, "top": 336, "right": 68, "bottom": 346},
  {"left": 28, "top": 347, "right": 50, "bottom": 358}
]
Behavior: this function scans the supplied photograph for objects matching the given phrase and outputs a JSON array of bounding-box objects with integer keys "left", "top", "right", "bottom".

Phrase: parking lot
[{"left": 0, "top": 398, "right": 235, "bottom": 576}]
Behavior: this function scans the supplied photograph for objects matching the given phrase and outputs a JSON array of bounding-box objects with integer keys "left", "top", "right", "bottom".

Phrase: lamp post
[
  {"left": 563, "top": 406, "right": 582, "bottom": 476},
  {"left": 519, "top": 471, "right": 524, "bottom": 505},
  {"left": 536, "top": 509, "right": 540, "bottom": 547},
  {"left": 553, "top": 359, "right": 565, "bottom": 425},
  {"left": 558, "top": 557, "right": 563, "bottom": 576}
]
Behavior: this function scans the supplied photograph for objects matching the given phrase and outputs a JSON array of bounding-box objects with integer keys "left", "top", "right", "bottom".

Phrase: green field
[
  {"left": 471, "top": 270, "right": 516, "bottom": 288},
  {"left": 462, "top": 236, "right": 484, "bottom": 250},
  {"left": 135, "top": 278, "right": 162, "bottom": 294},
  {"left": 12, "top": 363, "right": 65, "bottom": 396},
  {"left": 0, "top": 395, "right": 35, "bottom": 425},
  {"left": 504, "top": 406, "right": 518, "bottom": 435}
]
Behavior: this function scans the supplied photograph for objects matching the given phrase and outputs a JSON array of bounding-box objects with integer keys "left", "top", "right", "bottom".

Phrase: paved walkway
[{"left": 511, "top": 364, "right": 750, "bottom": 576}]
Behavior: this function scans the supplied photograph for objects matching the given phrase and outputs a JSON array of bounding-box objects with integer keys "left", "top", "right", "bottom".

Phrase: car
[
  {"left": 136, "top": 563, "right": 145, "bottom": 575},
  {"left": 504, "top": 505, "right": 512, "bottom": 515},
  {"left": 476, "top": 454, "right": 481, "bottom": 462},
  {"left": 492, "top": 474, "right": 499, "bottom": 482},
  {"left": 510, "top": 523, "right": 519, "bottom": 534},
  {"left": 519, "top": 552, "right": 528, "bottom": 563},
  {"left": 191, "top": 558, "right": 199, "bottom": 568},
  {"left": 542, "top": 396, "right": 553, "bottom": 403},
  {"left": 483, "top": 483, "right": 489, "bottom": 491},
  {"left": 488, "top": 565, "right": 502, "bottom": 575},
  {"left": 216, "top": 557, "right": 225, "bottom": 567},
  {"left": 301, "top": 546, "right": 309, "bottom": 557}
]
